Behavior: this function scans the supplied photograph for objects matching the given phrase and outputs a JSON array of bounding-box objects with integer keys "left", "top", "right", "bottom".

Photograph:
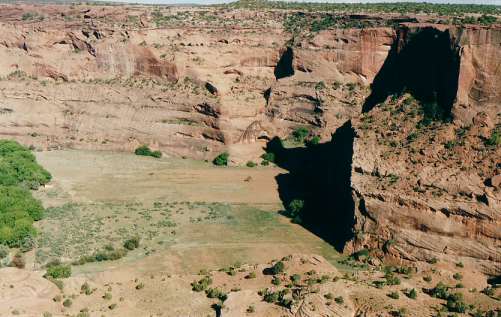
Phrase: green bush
[
  {"left": 307, "top": 135, "right": 321, "bottom": 146},
  {"left": 45, "top": 264, "right": 71, "bottom": 279},
  {"left": 246, "top": 161, "right": 257, "bottom": 168},
  {"left": 191, "top": 276, "right": 212, "bottom": 292},
  {"left": 407, "top": 288, "right": 417, "bottom": 299},
  {"left": 388, "top": 291, "right": 400, "bottom": 299},
  {"left": 260, "top": 152, "right": 275, "bottom": 163},
  {"left": 62, "top": 298, "right": 72, "bottom": 307},
  {"left": 213, "top": 152, "right": 229, "bottom": 166},
  {"left": 286, "top": 199, "right": 304, "bottom": 223},
  {"left": 123, "top": 237, "right": 140, "bottom": 250},
  {"left": 292, "top": 127, "right": 309, "bottom": 142},
  {"left": 270, "top": 261, "right": 285, "bottom": 275},
  {"left": 134, "top": 145, "right": 162, "bottom": 158}
]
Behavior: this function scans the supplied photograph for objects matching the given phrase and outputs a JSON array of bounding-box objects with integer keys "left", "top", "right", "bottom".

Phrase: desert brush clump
[
  {"left": 213, "top": 152, "right": 229, "bottom": 166},
  {"left": 134, "top": 145, "right": 162, "bottom": 158}
]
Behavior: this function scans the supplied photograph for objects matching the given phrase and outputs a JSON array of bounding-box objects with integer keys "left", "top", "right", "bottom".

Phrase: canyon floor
[{"left": 0, "top": 149, "right": 498, "bottom": 317}]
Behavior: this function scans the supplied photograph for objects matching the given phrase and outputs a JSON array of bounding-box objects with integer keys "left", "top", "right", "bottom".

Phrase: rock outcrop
[{"left": 347, "top": 24, "right": 501, "bottom": 275}]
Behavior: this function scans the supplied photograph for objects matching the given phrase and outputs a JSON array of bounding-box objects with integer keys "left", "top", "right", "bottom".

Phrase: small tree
[
  {"left": 270, "top": 261, "right": 285, "bottom": 275},
  {"left": 213, "top": 152, "right": 229, "bottom": 166},
  {"left": 123, "top": 237, "right": 140, "bottom": 250},
  {"left": 292, "top": 127, "right": 309, "bottom": 142}
]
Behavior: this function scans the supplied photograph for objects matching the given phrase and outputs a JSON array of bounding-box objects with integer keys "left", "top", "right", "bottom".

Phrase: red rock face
[
  {"left": 348, "top": 24, "right": 501, "bottom": 275},
  {"left": 455, "top": 27, "right": 501, "bottom": 125}
]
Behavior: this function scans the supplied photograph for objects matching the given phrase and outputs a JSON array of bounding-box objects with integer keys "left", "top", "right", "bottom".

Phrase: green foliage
[
  {"left": 286, "top": 199, "right": 304, "bottom": 224},
  {"left": 292, "top": 127, "right": 309, "bottom": 143},
  {"left": 306, "top": 135, "right": 321, "bottom": 146},
  {"left": 191, "top": 276, "right": 213, "bottom": 292},
  {"left": 272, "top": 276, "right": 281, "bottom": 285},
  {"left": 134, "top": 145, "right": 162, "bottom": 158},
  {"left": 45, "top": 264, "right": 71, "bottom": 279},
  {"left": 388, "top": 291, "right": 400, "bottom": 299},
  {"left": 213, "top": 152, "right": 229, "bottom": 166},
  {"left": 246, "top": 161, "right": 257, "bottom": 168},
  {"left": 0, "top": 140, "right": 51, "bottom": 189},
  {"left": 123, "top": 237, "right": 140, "bottom": 250},
  {"left": 270, "top": 261, "right": 285, "bottom": 275},
  {"left": 73, "top": 246, "right": 128, "bottom": 265},
  {"left": 407, "top": 288, "right": 417, "bottom": 299},
  {"left": 261, "top": 152, "right": 275, "bottom": 163},
  {"left": 205, "top": 287, "right": 228, "bottom": 302},
  {"left": 0, "top": 140, "right": 50, "bottom": 248},
  {"left": 485, "top": 128, "right": 500, "bottom": 147},
  {"left": 62, "top": 298, "right": 72, "bottom": 307},
  {"left": 290, "top": 274, "right": 301, "bottom": 284},
  {"left": 0, "top": 244, "right": 8, "bottom": 259},
  {"left": 334, "top": 296, "right": 344, "bottom": 304}
]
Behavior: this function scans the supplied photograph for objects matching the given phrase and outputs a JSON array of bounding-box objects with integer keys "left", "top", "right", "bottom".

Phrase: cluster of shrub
[
  {"left": 0, "top": 140, "right": 51, "bottom": 249},
  {"left": 73, "top": 237, "right": 140, "bottom": 266},
  {"left": 134, "top": 145, "right": 162, "bottom": 158}
]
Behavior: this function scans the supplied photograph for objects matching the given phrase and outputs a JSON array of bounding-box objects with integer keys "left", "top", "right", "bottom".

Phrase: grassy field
[{"left": 33, "top": 150, "right": 340, "bottom": 274}]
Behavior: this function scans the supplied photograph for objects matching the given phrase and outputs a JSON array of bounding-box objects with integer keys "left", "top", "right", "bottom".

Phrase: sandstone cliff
[{"left": 348, "top": 24, "right": 501, "bottom": 276}]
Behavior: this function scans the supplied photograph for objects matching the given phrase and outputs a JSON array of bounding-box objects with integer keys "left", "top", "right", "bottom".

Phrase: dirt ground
[{"left": 0, "top": 150, "right": 499, "bottom": 317}]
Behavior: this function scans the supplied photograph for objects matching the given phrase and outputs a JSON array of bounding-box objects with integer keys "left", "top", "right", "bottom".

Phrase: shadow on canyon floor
[
  {"left": 265, "top": 121, "right": 355, "bottom": 252},
  {"left": 363, "top": 26, "right": 460, "bottom": 116}
]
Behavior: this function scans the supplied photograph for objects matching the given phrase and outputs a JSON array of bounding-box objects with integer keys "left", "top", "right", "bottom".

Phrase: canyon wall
[{"left": 348, "top": 24, "right": 501, "bottom": 275}]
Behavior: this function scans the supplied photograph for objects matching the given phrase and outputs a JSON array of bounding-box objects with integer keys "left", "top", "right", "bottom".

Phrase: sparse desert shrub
[
  {"left": 306, "top": 135, "right": 320, "bottom": 146},
  {"left": 453, "top": 272, "right": 463, "bottom": 280},
  {"left": 334, "top": 296, "right": 344, "bottom": 304},
  {"left": 191, "top": 275, "right": 212, "bottom": 292},
  {"left": 213, "top": 152, "right": 229, "bottom": 166},
  {"left": 406, "top": 288, "right": 417, "bottom": 299},
  {"left": 270, "top": 261, "right": 285, "bottom": 275},
  {"left": 45, "top": 264, "right": 71, "bottom": 279},
  {"left": 246, "top": 161, "right": 257, "bottom": 167},
  {"left": 324, "top": 292, "right": 333, "bottom": 300},
  {"left": 388, "top": 291, "right": 400, "bottom": 299},
  {"left": 292, "top": 127, "right": 309, "bottom": 142},
  {"left": 0, "top": 244, "right": 8, "bottom": 259},
  {"left": 260, "top": 152, "right": 275, "bottom": 163},
  {"left": 62, "top": 298, "right": 72, "bottom": 307},
  {"left": 485, "top": 129, "right": 500, "bottom": 147},
  {"left": 286, "top": 199, "right": 304, "bottom": 223},
  {"left": 290, "top": 274, "right": 301, "bottom": 284},
  {"left": 272, "top": 276, "right": 281, "bottom": 285},
  {"left": 205, "top": 287, "right": 227, "bottom": 301},
  {"left": 134, "top": 145, "right": 162, "bottom": 158},
  {"left": 135, "top": 282, "right": 144, "bottom": 290},
  {"left": 123, "top": 237, "right": 140, "bottom": 250},
  {"left": 246, "top": 305, "right": 255, "bottom": 313},
  {"left": 9, "top": 252, "right": 25, "bottom": 268},
  {"left": 245, "top": 271, "right": 256, "bottom": 279},
  {"left": 482, "top": 286, "right": 495, "bottom": 296},
  {"left": 423, "top": 275, "right": 432, "bottom": 283}
]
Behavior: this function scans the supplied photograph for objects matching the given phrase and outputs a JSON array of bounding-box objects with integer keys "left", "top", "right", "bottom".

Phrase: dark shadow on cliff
[
  {"left": 274, "top": 47, "right": 295, "bottom": 80},
  {"left": 265, "top": 121, "right": 355, "bottom": 251},
  {"left": 363, "top": 26, "right": 460, "bottom": 116}
]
